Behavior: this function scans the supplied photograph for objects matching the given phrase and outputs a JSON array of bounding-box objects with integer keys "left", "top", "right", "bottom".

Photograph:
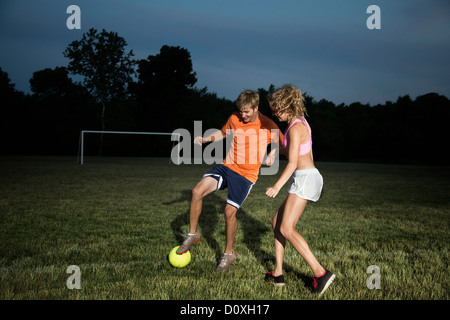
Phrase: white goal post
[{"left": 78, "top": 130, "right": 181, "bottom": 165}]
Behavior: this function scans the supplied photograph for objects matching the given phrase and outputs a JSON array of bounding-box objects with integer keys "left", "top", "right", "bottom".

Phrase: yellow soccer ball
[{"left": 168, "top": 246, "right": 191, "bottom": 268}]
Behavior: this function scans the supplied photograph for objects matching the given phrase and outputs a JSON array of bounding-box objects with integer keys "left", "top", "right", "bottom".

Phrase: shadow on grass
[{"left": 167, "top": 189, "right": 310, "bottom": 288}]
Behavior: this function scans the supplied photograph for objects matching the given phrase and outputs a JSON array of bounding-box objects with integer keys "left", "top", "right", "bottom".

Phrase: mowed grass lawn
[{"left": 0, "top": 156, "right": 448, "bottom": 300}]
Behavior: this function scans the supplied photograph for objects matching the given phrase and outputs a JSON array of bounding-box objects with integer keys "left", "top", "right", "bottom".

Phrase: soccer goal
[{"left": 78, "top": 130, "right": 181, "bottom": 165}]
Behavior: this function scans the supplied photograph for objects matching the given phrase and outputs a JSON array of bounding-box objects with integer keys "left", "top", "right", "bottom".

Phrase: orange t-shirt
[{"left": 220, "top": 112, "right": 283, "bottom": 183}]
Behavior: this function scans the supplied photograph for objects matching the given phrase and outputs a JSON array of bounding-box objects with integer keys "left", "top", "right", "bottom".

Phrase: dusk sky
[{"left": 1, "top": 0, "right": 449, "bottom": 105}]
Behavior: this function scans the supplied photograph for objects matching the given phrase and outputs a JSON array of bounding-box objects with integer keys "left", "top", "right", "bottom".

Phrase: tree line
[{"left": 1, "top": 28, "right": 448, "bottom": 165}]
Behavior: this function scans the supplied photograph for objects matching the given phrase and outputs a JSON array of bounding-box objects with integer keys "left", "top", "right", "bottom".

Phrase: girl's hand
[{"left": 265, "top": 186, "right": 280, "bottom": 198}]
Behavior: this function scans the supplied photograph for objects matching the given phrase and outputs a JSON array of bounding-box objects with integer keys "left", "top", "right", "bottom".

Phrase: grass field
[{"left": 0, "top": 156, "right": 448, "bottom": 300}]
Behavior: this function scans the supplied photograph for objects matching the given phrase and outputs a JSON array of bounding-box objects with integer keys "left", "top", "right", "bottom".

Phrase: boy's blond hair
[
  {"left": 235, "top": 90, "right": 259, "bottom": 110},
  {"left": 269, "top": 85, "right": 307, "bottom": 122}
]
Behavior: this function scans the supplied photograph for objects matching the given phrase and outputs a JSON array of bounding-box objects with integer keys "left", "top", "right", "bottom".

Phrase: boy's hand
[
  {"left": 194, "top": 136, "right": 204, "bottom": 145},
  {"left": 194, "top": 136, "right": 216, "bottom": 145},
  {"left": 265, "top": 152, "right": 276, "bottom": 166}
]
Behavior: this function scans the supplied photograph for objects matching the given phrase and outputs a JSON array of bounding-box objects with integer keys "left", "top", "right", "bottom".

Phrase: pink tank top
[{"left": 283, "top": 117, "right": 312, "bottom": 155}]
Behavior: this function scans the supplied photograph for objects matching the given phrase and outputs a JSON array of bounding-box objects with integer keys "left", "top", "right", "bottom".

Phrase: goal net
[{"left": 78, "top": 130, "right": 181, "bottom": 164}]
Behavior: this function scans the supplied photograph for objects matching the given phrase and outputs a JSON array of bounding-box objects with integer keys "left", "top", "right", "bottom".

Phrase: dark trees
[
  {"left": 63, "top": 28, "right": 136, "bottom": 152},
  {"left": 135, "top": 45, "right": 198, "bottom": 132},
  {"left": 1, "top": 33, "right": 448, "bottom": 165}
]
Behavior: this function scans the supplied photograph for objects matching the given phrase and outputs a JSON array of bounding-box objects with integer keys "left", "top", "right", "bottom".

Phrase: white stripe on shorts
[{"left": 203, "top": 173, "right": 223, "bottom": 190}]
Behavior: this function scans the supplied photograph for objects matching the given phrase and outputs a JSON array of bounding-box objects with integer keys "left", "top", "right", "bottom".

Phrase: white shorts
[{"left": 287, "top": 168, "right": 323, "bottom": 202}]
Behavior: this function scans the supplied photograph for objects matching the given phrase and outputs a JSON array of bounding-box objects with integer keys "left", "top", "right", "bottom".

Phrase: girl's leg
[
  {"left": 271, "top": 199, "right": 287, "bottom": 276},
  {"left": 280, "top": 193, "right": 325, "bottom": 276}
]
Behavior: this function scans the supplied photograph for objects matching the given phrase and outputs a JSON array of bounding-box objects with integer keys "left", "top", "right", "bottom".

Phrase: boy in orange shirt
[{"left": 177, "top": 90, "right": 283, "bottom": 272}]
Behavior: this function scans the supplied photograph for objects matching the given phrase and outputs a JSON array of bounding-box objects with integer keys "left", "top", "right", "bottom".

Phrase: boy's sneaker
[
  {"left": 176, "top": 232, "right": 200, "bottom": 254},
  {"left": 264, "top": 271, "right": 285, "bottom": 286},
  {"left": 312, "top": 269, "right": 335, "bottom": 295},
  {"left": 215, "top": 252, "right": 236, "bottom": 272}
]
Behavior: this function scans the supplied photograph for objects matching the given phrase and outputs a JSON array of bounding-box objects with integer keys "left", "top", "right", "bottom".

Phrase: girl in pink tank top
[
  {"left": 264, "top": 85, "right": 335, "bottom": 294},
  {"left": 283, "top": 117, "right": 312, "bottom": 155}
]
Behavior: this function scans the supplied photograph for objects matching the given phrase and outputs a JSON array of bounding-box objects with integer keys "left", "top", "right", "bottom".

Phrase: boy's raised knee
[{"left": 192, "top": 185, "right": 203, "bottom": 200}]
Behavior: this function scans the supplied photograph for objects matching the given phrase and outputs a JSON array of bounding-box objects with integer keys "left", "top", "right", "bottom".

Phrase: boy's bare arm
[{"left": 194, "top": 130, "right": 225, "bottom": 145}]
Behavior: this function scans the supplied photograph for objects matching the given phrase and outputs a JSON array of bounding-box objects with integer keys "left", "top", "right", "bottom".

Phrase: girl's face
[{"left": 272, "top": 108, "right": 289, "bottom": 122}]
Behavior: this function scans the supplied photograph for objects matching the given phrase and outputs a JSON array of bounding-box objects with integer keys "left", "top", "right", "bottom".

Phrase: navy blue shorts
[{"left": 203, "top": 165, "right": 254, "bottom": 209}]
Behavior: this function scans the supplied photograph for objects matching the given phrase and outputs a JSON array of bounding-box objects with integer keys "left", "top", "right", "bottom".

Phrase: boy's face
[{"left": 239, "top": 105, "right": 258, "bottom": 123}]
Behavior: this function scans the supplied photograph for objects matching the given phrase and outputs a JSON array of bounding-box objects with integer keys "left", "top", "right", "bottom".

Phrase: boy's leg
[
  {"left": 177, "top": 176, "right": 218, "bottom": 254},
  {"left": 215, "top": 204, "right": 238, "bottom": 272},
  {"left": 224, "top": 204, "right": 238, "bottom": 254},
  {"left": 216, "top": 171, "right": 253, "bottom": 272},
  {"left": 189, "top": 176, "right": 218, "bottom": 234}
]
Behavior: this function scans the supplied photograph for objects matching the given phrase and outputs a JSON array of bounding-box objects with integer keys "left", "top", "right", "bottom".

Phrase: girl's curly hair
[{"left": 268, "top": 85, "right": 307, "bottom": 122}]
